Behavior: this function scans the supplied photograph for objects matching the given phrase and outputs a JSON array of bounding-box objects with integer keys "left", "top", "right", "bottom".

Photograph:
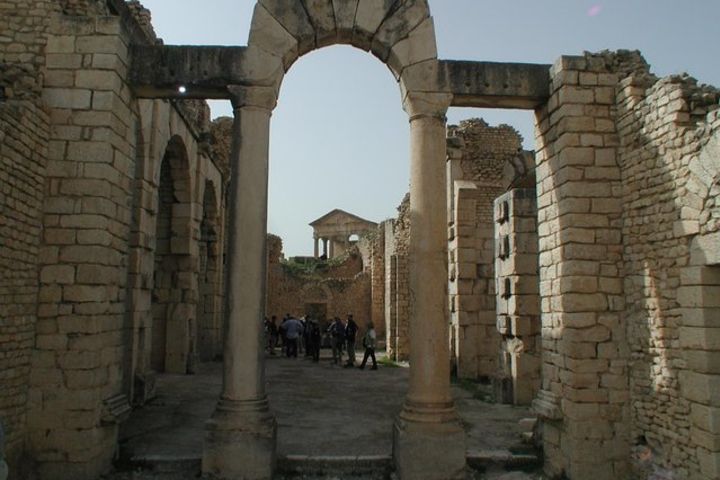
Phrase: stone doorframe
[{"left": 130, "top": 2, "right": 550, "bottom": 479}]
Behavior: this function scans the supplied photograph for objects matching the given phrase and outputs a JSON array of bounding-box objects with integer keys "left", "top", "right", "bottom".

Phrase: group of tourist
[{"left": 263, "top": 313, "right": 378, "bottom": 369}]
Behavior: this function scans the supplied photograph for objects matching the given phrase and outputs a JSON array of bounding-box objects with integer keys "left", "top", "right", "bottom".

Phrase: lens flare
[{"left": 588, "top": 4, "right": 603, "bottom": 16}]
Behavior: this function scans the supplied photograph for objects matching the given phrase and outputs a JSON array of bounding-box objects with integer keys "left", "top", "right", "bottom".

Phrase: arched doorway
[
  {"left": 197, "top": 180, "right": 222, "bottom": 361},
  {"left": 202, "top": 2, "right": 463, "bottom": 480},
  {"left": 150, "top": 136, "right": 196, "bottom": 374}
]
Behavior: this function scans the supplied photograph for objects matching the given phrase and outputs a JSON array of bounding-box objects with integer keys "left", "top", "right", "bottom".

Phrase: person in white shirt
[{"left": 359, "top": 322, "right": 378, "bottom": 370}]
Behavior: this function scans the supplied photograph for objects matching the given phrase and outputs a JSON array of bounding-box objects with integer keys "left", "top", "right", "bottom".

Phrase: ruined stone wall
[
  {"left": 0, "top": 1, "right": 57, "bottom": 473},
  {"left": 266, "top": 236, "right": 372, "bottom": 328},
  {"left": 0, "top": 68, "right": 50, "bottom": 473},
  {"left": 0, "top": 2, "right": 229, "bottom": 478},
  {"left": 494, "top": 188, "right": 540, "bottom": 405},
  {"left": 616, "top": 62, "right": 720, "bottom": 479},
  {"left": 369, "top": 226, "right": 386, "bottom": 338},
  {"left": 26, "top": 10, "right": 147, "bottom": 476},
  {"left": 534, "top": 53, "right": 629, "bottom": 480},
  {"left": 388, "top": 195, "right": 410, "bottom": 361},
  {"left": 446, "top": 119, "right": 523, "bottom": 380}
]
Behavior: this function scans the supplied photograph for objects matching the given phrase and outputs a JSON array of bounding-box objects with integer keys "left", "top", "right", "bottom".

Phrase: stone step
[
  {"left": 112, "top": 451, "right": 541, "bottom": 479},
  {"left": 276, "top": 455, "right": 393, "bottom": 479},
  {"left": 466, "top": 449, "right": 541, "bottom": 471}
]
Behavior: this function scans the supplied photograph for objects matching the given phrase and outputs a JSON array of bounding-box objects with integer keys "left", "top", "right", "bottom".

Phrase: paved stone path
[{"left": 114, "top": 352, "right": 539, "bottom": 478}]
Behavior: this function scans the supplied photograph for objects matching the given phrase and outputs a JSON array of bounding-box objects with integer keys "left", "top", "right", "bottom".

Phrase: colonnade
[
  {"left": 312, "top": 235, "right": 358, "bottom": 259},
  {"left": 202, "top": 86, "right": 466, "bottom": 480}
]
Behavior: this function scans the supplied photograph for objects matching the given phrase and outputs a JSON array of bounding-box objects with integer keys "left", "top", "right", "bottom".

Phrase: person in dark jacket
[
  {"left": 328, "top": 317, "right": 345, "bottom": 365},
  {"left": 307, "top": 317, "right": 322, "bottom": 362},
  {"left": 344, "top": 314, "right": 359, "bottom": 368}
]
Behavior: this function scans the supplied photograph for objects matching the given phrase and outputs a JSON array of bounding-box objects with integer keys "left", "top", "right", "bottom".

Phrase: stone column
[
  {"left": 393, "top": 92, "right": 466, "bottom": 480},
  {"left": 328, "top": 237, "right": 335, "bottom": 258},
  {"left": 313, "top": 236, "right": 319, "bottom": 257},
  {"left": 322, "top": 238, "right": 328, "bottom": 257},
  {"left": 203, "top": 85, "right": 277, "bottom": 480}
]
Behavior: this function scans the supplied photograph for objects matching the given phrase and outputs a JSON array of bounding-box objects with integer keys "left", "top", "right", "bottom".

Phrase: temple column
[
  {"left": 322, "top": 238, "right": 328, "bottom": 257},
  {"left": 328, "top": 237, "right": 335, "bottom": 258},
  {"left": 393, "top": 92, "right": 466, "bottom": 480},
  {"left": 202, "top": 85, "right": 277, "bottom": 480},
  {"left": 313, "top": 236, "right": 319, "bottom": 258}
]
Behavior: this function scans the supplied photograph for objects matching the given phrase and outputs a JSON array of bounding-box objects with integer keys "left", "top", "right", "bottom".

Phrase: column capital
[
  {"left": 227, "top": 85, "right": 277, "bottom": 111},
  {"left": 403, "top": 92, "right": 453, "bottom": 122}
]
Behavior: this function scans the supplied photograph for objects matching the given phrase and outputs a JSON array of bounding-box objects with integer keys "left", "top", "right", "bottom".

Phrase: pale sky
[{"left": 140, "top": 0, "right": 720, "bottom": 257}]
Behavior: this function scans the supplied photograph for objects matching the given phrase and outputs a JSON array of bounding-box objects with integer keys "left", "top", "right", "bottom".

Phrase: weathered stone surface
[
  {"left": 130, "top": 45, "right": 284, "bottom": 98},
  {"left": 353, "top": 0, "right": 397, "bottom": 50},
  {"left": 302, "top": 0, "right": 337, "bottom": 47},
  {"left": 259, "top": 0, "right": 316, "bottom": 55},
  {"left": 248, "top": 3, "right": 300, "bottom": 70},
  {"left": 332, "top": 0, "right": 359, "bottom": 43},
  {"left": 387, "top": 16, "right": 436, "bottom": 79},
  {"left": 371, "top": 0, "right": 429, "bottom": 62}
]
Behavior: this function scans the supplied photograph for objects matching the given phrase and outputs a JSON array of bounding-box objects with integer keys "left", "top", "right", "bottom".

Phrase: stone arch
[
  {"left": 150, "top": 135, "right": 197, "bottom": 374},
  {"left": 206, "top": 3, "right": 461, "bottom": 478},
  {"left": 247, "top": 0, "right": 438, "bottom": 91},
  {"left": 197, "top": 180, "right": 222, "bottom": 361}
]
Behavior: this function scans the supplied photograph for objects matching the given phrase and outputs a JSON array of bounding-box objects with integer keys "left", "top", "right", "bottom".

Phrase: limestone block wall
[
  {"left": 616, "top": 63, "right": 720, "bottom": 479},
  {"left": 0, "top": 68, "right": 50, "bottom": 472},
  {"left": 0, "top": 0, "right": 58, "bottom": 474},
  {"left": 383, "top": 220, "right": 399, "bottom": 357},
  {"left": 384, "top": 195, "right": 410, "bottom": 361},
  {"left": 446, "top": 119, "right": 523, "bottom": 380},
  {"left": 0, "top": 3, "right": 229, "bottom": 478},
  {"left": 367, "top": 225, "right": 386, "bottom": 338},
  {"left": 494, "top": 188, "right": 540, "bottom": 405},
  {"left": 534, "top": 54, "right": 629, "bottom": 480},
  {"left": 27, "top": 11, "right": 141, "bottom": 479}
]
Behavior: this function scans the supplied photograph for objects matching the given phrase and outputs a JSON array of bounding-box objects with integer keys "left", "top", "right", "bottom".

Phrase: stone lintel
[
  {"left": 440, "top": 60, "right": 551, "bottom": 109},
  {"left": 130, "top": 45, "right": 282, "bottom": 99}
]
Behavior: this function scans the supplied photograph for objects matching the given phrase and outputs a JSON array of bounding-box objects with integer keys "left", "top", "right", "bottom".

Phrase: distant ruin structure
[
  {"left": 265, "top": 233, "right": 372, "bottom": 329},
  {"left": 1, "top": 1, "right": 719, "bottom": 480},
  {"left": 310, "top": 209, "right": 377, "bottom": 259}
]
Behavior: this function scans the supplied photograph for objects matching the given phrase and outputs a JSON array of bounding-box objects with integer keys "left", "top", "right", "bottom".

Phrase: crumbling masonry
[{"left": 1, "top": 1, "right": 719, "bottom": 480}]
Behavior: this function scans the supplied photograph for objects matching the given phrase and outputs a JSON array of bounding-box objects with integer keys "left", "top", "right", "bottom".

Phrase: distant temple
[{"left": 309, "top": 209, "right": 378, "bottom": 259}]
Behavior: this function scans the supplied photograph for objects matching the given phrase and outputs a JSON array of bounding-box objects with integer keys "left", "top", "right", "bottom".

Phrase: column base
[
  {"left": 202, "top": 397, "right": 277, "bottom": 480},
  {"left": 393, "top": 401, "right": 466, "bottom": 480}
]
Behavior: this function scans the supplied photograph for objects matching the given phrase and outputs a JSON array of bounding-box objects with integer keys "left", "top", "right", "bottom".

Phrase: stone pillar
[
  {"left": 203, "top": 86, "right": 277, "bottom": 480},
  {"left": 328, "top": 237, "right": 335, "bottom": 258},
  {"left": 313, "top": 236, "right": 319, "bottom": 257},
  {"left": 393, "top": 92, "right": 466, "bottom": 480},
  {"left": 322, "top": 238, "right": 328, "bottom": 257}
]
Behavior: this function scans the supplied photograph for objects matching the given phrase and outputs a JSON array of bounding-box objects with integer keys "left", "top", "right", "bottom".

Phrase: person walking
[
  {"left": 265, "top": 315, "right": 278, "bottom": 355},
  {"left": 359, "top": 322, "right": 378, "bottom": 370},
  {"left": 298, "top": 316, "right": 306, "bottom": 355},
  {"left": 328, "top": 317, "right": 345, "bottom": 365},
  {"left": 308, "top": 317, "right": 322, "bottom": 362},
  {"left": 344, "top": 314, "right": 358, "bottom": 368},
  {"left": 279, "top": 314, "right": 289, "bottom": 350},
  {"left": 303, "top": 315, "right": 313, "bottom": 357},
  {"left": 281, "top": 315, "right": 304, "bottom": 358}
]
